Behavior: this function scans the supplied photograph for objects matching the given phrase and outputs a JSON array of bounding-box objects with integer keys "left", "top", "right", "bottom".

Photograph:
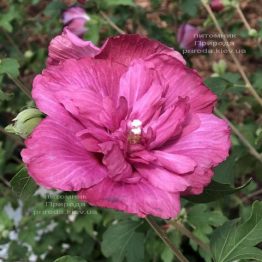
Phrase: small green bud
[
  {"left": 212, "top": 59, "right": 227, "bottom": 76},
  {"left": 223, "top": 0, "right": 237, "bottom": 7},
  {"left": 5, "top": 108, "right": 43, "bottom": 138},
  {"left": 24, "top": 50, "right": 34, "bottom": 59},
  {"left": 248, "top": 29, "right": 258, "bottom": 37}
]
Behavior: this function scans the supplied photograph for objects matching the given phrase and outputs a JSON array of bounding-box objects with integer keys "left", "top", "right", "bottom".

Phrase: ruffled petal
[
  {"left": 165, "top": 113, "right": 231, "bottom": 169},
  {"left": 145, "top": 54, "right": 217, "bottom": 113},
  {"left": 136, "top": 165, "right": 189, "bottom": 193},
  {"left": 33, "top": 57, "right": 125, "bottom": 121},
  {"left": 182, "top": 168, "right": 214, "bottom": 195},
  {"left": 119, "top": 60, "right": 157, "bottom": 106},
  {"left": 47, "top": 28, "right": 99, "bottom": 66},
  {"left": 153, "top": 150, "right": 196, "bottom": 174},
  {"left": 149, "top": 97, "right": 189, "bottom": 149},
  {"left": 78, "top": 177, "right": 180, "bottom": 219},
  {"left": 21, "top": 116, "right": 107, "bottom": 191},
  {"left": 99, "top": 142, "right": 133, "bottom": 181},
  {"left": 119, "top": 60, "right": 165, "bottom": 124},
  {"left": 77, "top": 127, "right": 110, "bottom": 152},
  {"left": 96, "top": 34, "right": 186, "bottom": 66}
]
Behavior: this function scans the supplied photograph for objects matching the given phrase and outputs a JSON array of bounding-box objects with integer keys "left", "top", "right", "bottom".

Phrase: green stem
[
  {"left": 99, "top": 11, "right": 125, "bottom": 34},
  {"left": 0, "top": 126, "right": 23, "bottom": 147},
  {"left": 2, "top": 30, "right": 23, "bottom": 57},
  {"left": 8, "top": 75, "right": 31, "bottom": 99},
  {"left": 235, "top": 4, "right": 252, "bottom": 32},
  {"left": 201, "top": 0, "right": 262, "bottom": 107},
  {"left": 215, "top": 108, "right": 262, "bottom": 162},
  {"left": 172, "top": 220, "right": 211, "bottom": 253},
  {"left": 242, "top": 188, "right": 262, "bottom": 203},
  {"left": 145, "top": 217, "right": 189, "bottom": 262}
]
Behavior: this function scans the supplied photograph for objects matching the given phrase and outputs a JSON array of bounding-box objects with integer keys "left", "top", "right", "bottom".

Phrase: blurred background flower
[
  {"left": 62, "top": 6, "right": 90, "bottom": 37},
  {"left": 177, "top": 23, "right": 204, "bottom": 50},
  {"left": 210, "top": 0, "right": 224, "bottom": 12}
]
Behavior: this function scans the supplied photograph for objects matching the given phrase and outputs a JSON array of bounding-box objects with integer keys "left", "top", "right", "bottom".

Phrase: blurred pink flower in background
[
  {"left": 22, "top": 31, "right": 230, "bottom": 219},
  {"left": 177, "top": 23, "right": 203, "bottom": 50},
  {"left": 62, "top": 7, "right": 90, "bottom": 36},
  {"left": 210, "top": 0, "right": 224, "bottom": 12}
]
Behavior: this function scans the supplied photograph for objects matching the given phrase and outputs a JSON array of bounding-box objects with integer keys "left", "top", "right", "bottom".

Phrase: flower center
[{"left": 127, "top": 119, "right": 143, "bottom": 144}]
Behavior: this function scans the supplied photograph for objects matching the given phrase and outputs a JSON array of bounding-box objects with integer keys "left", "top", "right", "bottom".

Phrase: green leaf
[
  {"left": 0, "top": 89, "right": 13, "bottom": 102},
  {"left": 0, "top": 6, "right": 19, "bottom": 32},
  {"left": 54, "top": 256, "right": 87, "bottom": 262},
  {"left": 73, "top": 213, "right": 102, "bottom": 236},
  {"left": 104, "top": 0, "right": 135, "bottom": 6},
  {"left": 213, "top": 151, "right": 239, "bottom": 185},
  {"left": 18, "top": 223, "right": 37, "bottom": 247},
  {"left": 0, "top": 58, "right": 20, "bottom": 78},
  {"left": 84, "top": 15, "right": 100, "bottom": 45},
  {"left": 252, "top": 71, "right": 262, "bottom": 90},
  {"left": 204, "top": 77, "right": 229, "bottom": 96},
  {"left": 161, "top": 246, "right": 174, "bottom": 262},
  {"left": 188, "top": 205, "right": 227, "bottom": 236},
  {"left": 211, "top": 201, "right": 262, "bottom": 262},
  {"left": 187, "top": 204, "right": 226, "bottom": 256},
  {"left": 10, "top": 167, "right": 38, "bottom": 201},
  {"left": 101, "top": 220, "right": 144, "bottom": 262},
  {"left": 221, "top": 72, "right": 241, "bottom": 84},
  {"left": 180, "top": 0, "right": 201, "bottom": 17},
  {"left": 0, "top": 209, "right": 13, "bottom": 231},
  {"left": 185, "top": 179, "right": 252, "bottom": 203},
  {"left": 44, "top": 1, "right": 66, "bottom": 17},
  {"left": 8, "top": 241, "right": 28, "bottom": 261}
]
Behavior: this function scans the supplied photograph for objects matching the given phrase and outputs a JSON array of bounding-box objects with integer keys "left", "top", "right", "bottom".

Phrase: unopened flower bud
[
  {"left": 5, "top": 108, "right": 42, "bottom": 138},
  {"left": 248, "top": 29, "right": 257, "bottom": 37},
  {"left": 212, "top": 59, "right": 227, "bottom": 76},
  {"left": 210, "top": 0, "right": 224, "bottom": 12}
]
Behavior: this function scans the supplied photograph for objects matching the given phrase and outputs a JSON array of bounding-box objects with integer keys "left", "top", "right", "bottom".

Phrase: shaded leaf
[
  {"left": 0, "top": 58, "right": 20, "bottom": 78},
  {"left": 213, "top": 150, "right": 240, "bottom": 185},
  {"left": 181, "top": 0, "right": 201, "bottom": 17},
  {"left": 0, "top": 89, "right": 13, "bottom": 102},
  {"left": 187, "top": 204, "right": 226, "bottom": 260},
  {"left": 252, "top": 71, "right": 262, "bottom": 90},
  {"left": 104, "top": 0, "right": 134, "bottom": 6},
  {"left": 8, "top": 241, "right": 28, "bottom": 261},
  {"left": 0, "top": 6, "right": 19, "bottom": 32},
  {"left": 204, "top": 77, "right": 228, "bottom": 96},
  {"left": 10, "top": 167, "right": 38, "bottom": 201},
  {"left": 185, "top": 179, "right": 252, "bottom": 203},
  {"left": 221, "top": 72, "right": 241, "bottom": 84},
  {"left": 54, "top": 256, "right": 87, "bottom": 262},
  {"left": 211, "top": 201, "right": 262, "bottom": 262},
  {"left": 101, "top": 220, "right": 144, "bottom": 262},
  {"left": 84, "top": 15, "right": 100, "bottom": 45}
]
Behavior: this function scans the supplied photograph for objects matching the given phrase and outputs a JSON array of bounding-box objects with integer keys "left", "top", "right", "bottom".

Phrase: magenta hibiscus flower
[{"left": 22, "top": 29, "right": 230, "bottom": 219}]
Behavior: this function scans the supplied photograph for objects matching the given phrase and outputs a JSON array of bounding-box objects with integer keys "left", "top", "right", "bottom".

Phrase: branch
[
  {"left": 172, "top": 220, "right": 211, "bottom": 253},
  {"left": 201, "top": 0, "right": 262, "bottom": 106},
  {"left": 145, "top": 217, "right": 189, "bottom": 262},
  {"left": 215, "top": 108, "right": 262, "bottom": 162},
  {"left": 242, "top": 188, "right": 262, "bottom": 203},
  {"left": 99, "top": 11, "right": 125, "bottom": 34},
  {"left": 8, "top": 75, "right": 31, "bottom": 99},
  {"left": 235, "top": 4, "right": 252, "bottom": 32}
]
